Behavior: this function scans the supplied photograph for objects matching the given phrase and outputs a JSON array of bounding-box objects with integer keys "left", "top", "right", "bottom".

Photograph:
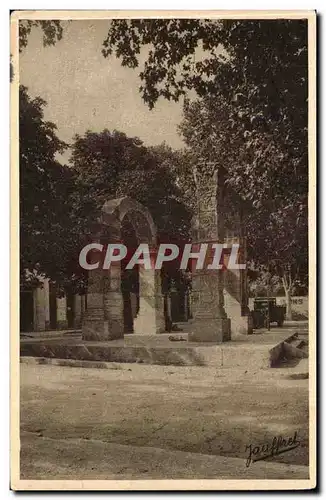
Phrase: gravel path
[{"left": 19, "top": 361, "right": 310, "bottom": 480}]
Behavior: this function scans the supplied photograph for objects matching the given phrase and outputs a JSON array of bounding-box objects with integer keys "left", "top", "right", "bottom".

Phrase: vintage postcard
[{"left": 11, "top": 10, "right": 316, "bottom": 491}]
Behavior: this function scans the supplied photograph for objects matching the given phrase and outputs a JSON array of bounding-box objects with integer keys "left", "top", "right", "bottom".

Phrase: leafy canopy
[
  {"left": 20, "top": 86, "right": 90, "bottom": 292},
  {"left": 19, "top": 20, "right": 63, "bottom": 52},
  {"left": 70, "top": 130, "right": 192, "bottom": 243},
  {"left": 102, "top": 19, "right": 307, "bottom": 291}
]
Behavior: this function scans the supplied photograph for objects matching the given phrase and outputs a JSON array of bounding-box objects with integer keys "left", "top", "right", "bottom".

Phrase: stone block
[
  {"left": 82, "top": 319, "right": 124, "bottom": 341},
  {"left": 82, "top": 320, "right": 109, "bottom": 341},
  {"left": 188, "top": 318, "right": 231, "bottom": 343}
]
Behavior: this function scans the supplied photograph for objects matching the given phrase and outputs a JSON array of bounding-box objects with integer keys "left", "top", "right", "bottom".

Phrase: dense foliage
[
  {"left": 18, "top": 19, "right": 309, "bottom": 315},
  {"left": 19, "top": 86, "right": 91, "bottom": 293},
  {"left": 103, "top": 19, "right": 309, "bottom": 315}
]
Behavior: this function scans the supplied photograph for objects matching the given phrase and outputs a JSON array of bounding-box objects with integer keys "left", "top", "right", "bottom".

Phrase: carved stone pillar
[
  {"left": 103, "top": 222, "right": 125, "bottom": 339},
  {"left": 82, "top": 230, "right": 108, "bottom": 341},
  {"left": 189, "top": 166, "right": 231, "bottom": 343},
  {"left": 133, "top": 248, "right": 165, "bottom": 335},
  {"left": 82, "top": 221, "right": 125, "bottom": 341},
  {"left": 103, "top": 260, "right": 124, "bottom": 339},
  {"left": 56, "top": 296, "right": 68, "bottom": 329},
  {"left": 82, "top": 264, "right": 108, "bottom": 340}
]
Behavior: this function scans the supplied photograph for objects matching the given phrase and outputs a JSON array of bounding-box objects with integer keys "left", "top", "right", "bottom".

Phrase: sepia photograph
[{"left": 10, "top": 10, "right": 316, "bottom": 490}]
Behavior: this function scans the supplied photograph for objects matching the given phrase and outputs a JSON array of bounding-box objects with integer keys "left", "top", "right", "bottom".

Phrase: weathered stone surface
[
  {"left": 82, "top": 264, "right": 109, "bottom": 340},
  {"left": 56, "top": 296, "right": 68, "bottom": 329},
  {"left": 80, "top": 320, "right": 109, "bottom": 341},
  {"left": 223, "top": 238, "right": 252, "bottom": 335},
  {"left": 82, "top": 197, "right": 165, "bottom": 340},
  {"left": 33, "top": 286, "right": 47, "bottom": 331},
  {"left": 133, "top": 262, "right": 165, "bottom": 335},
  {"left": 73, "top": 295, "right": 85, "bottom": 329},
  {"left": 188, "top": 318, "right": 231, "bottom": 343},
  {"left": 190, "top": 166, "right": 231, "bottom": 342},
  {"left": 20, "top": 331, "right": 290, "bottom": 368}
]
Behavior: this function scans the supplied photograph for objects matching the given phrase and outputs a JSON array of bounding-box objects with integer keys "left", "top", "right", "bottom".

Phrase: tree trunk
[
  {"left": 282, "top": 276, "right": 293, "bottom": 320},
  {"left": 285, "top": 290, "right": 293, "bottom": 320}
]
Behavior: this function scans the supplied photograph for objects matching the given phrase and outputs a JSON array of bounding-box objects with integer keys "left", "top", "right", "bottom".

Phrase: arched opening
[
  {"left": 83, "top": 197, "right": 165, "bottom": 341},
  {"left": 121, "top": 215, "right": 139, "bottom": 333}
]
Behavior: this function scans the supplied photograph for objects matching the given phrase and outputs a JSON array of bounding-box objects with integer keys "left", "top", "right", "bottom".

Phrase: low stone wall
[{"left": 20, "top": 338, "right": 276, "bottom": 369}]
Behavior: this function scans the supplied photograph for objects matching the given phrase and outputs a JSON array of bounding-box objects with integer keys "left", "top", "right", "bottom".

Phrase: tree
[
  {"left": 246, "top": 203, "right": 308, "bottom": 320},
  {"left": 20, "top": 90, "right": 192, "bottom": 296},
  {"left": 18, "top": 19, "right": 63, "bottom": 51},
  {"left": 18, "top": 19, "right": 309, "bottom": 318},
  {"left": 103, "top": 19, "right": 308, "bottom": 319},
  {"left": 179, "top": 96, "right": 308, "bottom": 319},
  {"left": 70, "top": 130, "right": 193, "bottom": 298},
  {"left": 10, "top": 19, "right": 63, "bottom": 81},
  {"left": 20, "top": 85, "right": 90, "bottom": 293},
  {"left": 102, "top": 20, "right": 307, "bottom": 156},
  {"left": 70, "top": 130, "right": 192, "bottom": 243}
]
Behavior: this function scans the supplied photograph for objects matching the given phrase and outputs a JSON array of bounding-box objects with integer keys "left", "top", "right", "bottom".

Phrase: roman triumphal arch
[{"left": 82, "top": 197, "right": 165, "bottom": 341}]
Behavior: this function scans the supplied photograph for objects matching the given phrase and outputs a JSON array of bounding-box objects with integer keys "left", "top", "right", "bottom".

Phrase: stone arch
[
  {"left": 82, "top": 197, "right": 165, "bottom": 341},
  {"left": 102, "top": 197, "right": 157, "bottom": 245}
]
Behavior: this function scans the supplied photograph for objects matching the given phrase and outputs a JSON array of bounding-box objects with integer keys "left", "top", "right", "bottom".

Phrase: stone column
[
  {"left": 73, "top": 295, "right": 83, "bottom": 328},
  {"left": 189, "top": 166, "right": 231, "bottom": 343},
  {"left": 83, "top": 224, "right": 125, "bottom": 341},
  {"left": 33, "top": 285, "right": 46, "bottom": 331},
  {"left": 56, "top": 296, "right": 68, "bottom": 329},
  {"left": 238, "top": 235, "right": 253, "bottom": 334},
  {"left": 130, "top": 292, "right": 138, "bottom": 321},
  {"left": 82, "top": 235, "right": 109, "bottom": 340},
  {"left": 43, "top": 279, "right": 50, "bottom": 330},
  {"left": 82, "top": 264, "right": 108, "bottom": 340},
  {"left": 133, "top": 248, "right": 165, "bottom": 335},
  {"left": 81, "top": 294, "right": 86, "bottom": 316},
  {"left": 102, "top": 221, "right": 125, "bottom": 339},
  {"left": 103, "top": 260, "right": 124, "bottom": 339},
  {"left": 223, "top": 237, "right": 252, "bottom": 335},
  {"left": 164, "top": 293, "right": 173, "bottom": 331}
]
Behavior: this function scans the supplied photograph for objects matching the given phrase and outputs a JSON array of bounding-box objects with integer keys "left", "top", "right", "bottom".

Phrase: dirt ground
[{"left": 19, "top": 361, "right": 309, "bottom": 480}]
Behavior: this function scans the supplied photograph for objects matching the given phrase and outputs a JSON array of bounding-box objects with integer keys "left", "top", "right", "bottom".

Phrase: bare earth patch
[{"left": 20, "top": 362, "right": 309, "bottom": 480}]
